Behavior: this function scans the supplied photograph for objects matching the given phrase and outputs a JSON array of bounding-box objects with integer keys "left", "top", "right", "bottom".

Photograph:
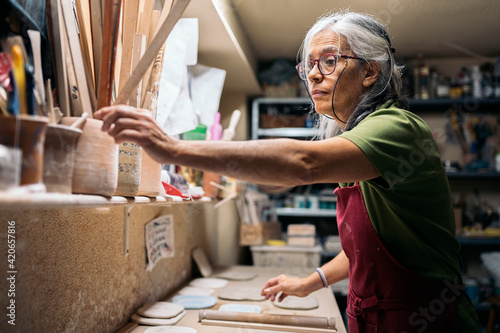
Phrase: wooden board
[
  {"left": 89, "top": 0, "right": 103, "bottom": 91},
  {"left": 118, "top": 0, "right": 140, "bottom": 93},
  {"left": 137, "top": 0, "right": 154, "bottom": 38},
  {"left": 46, "top": 0, "right": 70, "bottom": 116},
  {"left": 129, "top": 33, "right": 146, "bottom": 108},
  {"left": 61, "top": 19, "right": 83, "bottom": 117},
  {"left": 97, "top": 0, "right": 122, "bottom": 108},
  {"left": 140, "top": 9, "right": 161, "bottom": 105},
  {"left": 75, "top": 0, "right": 97, "bottom": 111},
  {"left": 114, "top": 0, "right": 190, "bottom": 105},
  {"left": 60, "top": 0, "right": 93, "bottom": 117},
  {"left": 27, "top": 30, "right": 45, "bottom": 105}
]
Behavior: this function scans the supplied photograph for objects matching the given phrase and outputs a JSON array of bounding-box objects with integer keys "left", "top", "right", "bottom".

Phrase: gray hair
[{"left": 299, "top": 10, "right": 408, "bottom": 138}]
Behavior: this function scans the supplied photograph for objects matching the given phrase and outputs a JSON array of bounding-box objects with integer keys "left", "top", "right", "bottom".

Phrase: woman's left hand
[{"left": 261, "top": 274, "right": 313, "bottom": 302}]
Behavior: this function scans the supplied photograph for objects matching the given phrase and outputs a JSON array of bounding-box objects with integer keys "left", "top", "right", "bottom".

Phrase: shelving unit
[
  {"left": 274, "top": 207, "right": 337, "bottom": 217},
  {"left": 0, "top": 192, "right": 211, "bottom": 209},
  {"left": 251, "top": 97, "right": 314, "bottom": 140}
]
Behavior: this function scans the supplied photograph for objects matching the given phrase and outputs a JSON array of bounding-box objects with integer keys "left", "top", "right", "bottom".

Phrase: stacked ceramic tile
[{"left": 131, "top": 302, "right": 185, "bottom": 326}]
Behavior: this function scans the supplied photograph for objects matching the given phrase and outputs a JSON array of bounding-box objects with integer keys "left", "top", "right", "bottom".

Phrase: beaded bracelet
[{"left": 315, "top": 267, "right": 328, "bottom": 288}]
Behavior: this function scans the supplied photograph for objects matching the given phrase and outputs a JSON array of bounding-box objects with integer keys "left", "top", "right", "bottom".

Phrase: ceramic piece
[
  {"left": 189, "top": 278, "right": 227, "bottom": 289},
  {"left": 136, "top": 302, "right": 184, "bottom": 319},
  {"left": 273, "top": 295, "right": 318, "bottom": 310},
  {"left": 131, "top": 311, "right": 185, "bottom": 326},
  {"left": 171, "top": 295, "right": 217, "bottom": 309}
]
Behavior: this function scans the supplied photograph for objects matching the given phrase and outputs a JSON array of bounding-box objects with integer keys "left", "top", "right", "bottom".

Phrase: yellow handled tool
[{"left": 12, "top": 45, "right": 27, "bottom": 115}]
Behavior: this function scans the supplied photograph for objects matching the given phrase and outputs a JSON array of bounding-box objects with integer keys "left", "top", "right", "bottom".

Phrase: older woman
[{"left": 95, "top": 10, "right": 480, "bottom": 333}]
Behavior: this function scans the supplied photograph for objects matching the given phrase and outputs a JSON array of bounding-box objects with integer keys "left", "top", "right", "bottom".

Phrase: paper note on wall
[{"left": 145, "top": 215, "right": 175, "bottom": 271}]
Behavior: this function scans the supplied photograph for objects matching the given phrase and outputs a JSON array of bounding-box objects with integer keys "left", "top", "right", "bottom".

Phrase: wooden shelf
[
  {"left": 409, "top": 97, "right": 500, "bottom": 112},
  {"left": 0, "top": 192, "right": 212, "bottom": 210},
  {"left": 257, "top": 127, "right": 317, "bottom": 138},
  {"left": 446, "top": 171, "right": 500, "bottom": 179},
  {"left": 456, "top": 234, "right": 500, "bottom": 245}
]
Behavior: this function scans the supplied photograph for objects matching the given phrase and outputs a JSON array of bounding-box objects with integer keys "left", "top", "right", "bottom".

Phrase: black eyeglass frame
[{"left": 295, "top": 53, "right": 364, "bottom": 81}]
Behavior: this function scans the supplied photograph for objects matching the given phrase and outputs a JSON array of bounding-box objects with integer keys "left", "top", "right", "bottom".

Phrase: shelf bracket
[{"left": 124, "top": 205, "right": 133, "bottom": 256}]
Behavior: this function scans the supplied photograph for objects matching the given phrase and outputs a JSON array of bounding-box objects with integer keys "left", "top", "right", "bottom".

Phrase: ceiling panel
[{"left": 230, "top": 0, "right": 500, "bottom": 61}]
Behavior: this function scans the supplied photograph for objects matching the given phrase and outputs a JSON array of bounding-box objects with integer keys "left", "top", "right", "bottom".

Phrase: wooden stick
[
  {"left": 114, "top": 0, "right": 190, "bottom": 105},
  {"left": 141, "top": 91, "right": 152, "bottom": 110},
  {"left": 45, "top": 79, "right": 57, "bottom": 124},
  {"left": 200, "top": 319, "right": 338, "bottom": 333},
  {"left": 46, "top": 0, "right": 70, "bottom": 116},
  {"left": 118, "top": 0, "right": 140, "bottom": 93},
  {"left": 27, "top": 30, "right": 46, "bottom": 105},
  {"left": 89, "top": 0, "right": 103, "bottom": 90},
  {"left": 199, "top": 310, "right": 336, "bottom": 330},
  {"left": 60, "top": 0, "right": 93, "bottom": 117}
]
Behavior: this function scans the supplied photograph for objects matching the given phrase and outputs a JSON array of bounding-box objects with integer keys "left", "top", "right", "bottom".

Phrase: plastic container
[
  {"left": 182, "top": 124, "right": 207, "bottom": 141},
  {"left": 250, "top": 245, "right": 322, "bottom": 269}
]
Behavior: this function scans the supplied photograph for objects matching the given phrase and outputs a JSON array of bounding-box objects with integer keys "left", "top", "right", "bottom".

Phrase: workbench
[{"left": 119, "top": 265, "right": 347, "bottom": 333}]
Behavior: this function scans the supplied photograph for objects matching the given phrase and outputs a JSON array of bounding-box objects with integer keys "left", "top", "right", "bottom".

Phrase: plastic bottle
[
  {"left": 471, "top": 65, "right": 482, "bottom": 99},
  {"left": 460, "top": 67, "right": 472, "bottom": 97},
  {"left": 210, "top": 112, "right": 223, "bottom": 141},
  {"left": 496, "top": 150, "right": 500, "bottom": 172},
  {"left": 483, "top": 72, "right": 494, "bottom": 98},
  {"left": 493, "top": 58, "right": 500, "bottom": 98}
]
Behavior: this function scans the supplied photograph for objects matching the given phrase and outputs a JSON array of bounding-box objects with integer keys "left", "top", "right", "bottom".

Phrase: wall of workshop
[{"left": 0, "top": 203, "right": 217, "bottom": 333}]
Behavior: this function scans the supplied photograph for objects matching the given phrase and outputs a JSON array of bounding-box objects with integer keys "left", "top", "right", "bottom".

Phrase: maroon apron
[{"left": 334, "top": 183, "right": 459, "bottom": 333}]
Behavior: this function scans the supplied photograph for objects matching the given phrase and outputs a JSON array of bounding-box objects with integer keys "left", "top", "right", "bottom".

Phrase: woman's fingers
[{"left": 95, "top": 105, "right": 151, "bottom": 131}]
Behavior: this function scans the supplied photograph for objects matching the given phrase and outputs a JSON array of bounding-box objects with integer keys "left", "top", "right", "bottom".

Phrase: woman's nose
[{"left": 308, "top": 61, "right": 323, "bottom": 81}]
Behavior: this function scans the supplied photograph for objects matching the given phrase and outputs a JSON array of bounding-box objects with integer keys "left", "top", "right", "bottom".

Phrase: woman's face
[{"left": 307, "top": 29, "right": 367, "bottom": 125}]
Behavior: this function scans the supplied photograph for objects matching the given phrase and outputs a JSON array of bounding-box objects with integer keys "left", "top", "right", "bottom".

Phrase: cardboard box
[
  {"left": 250, "top": 245, "right": 322, "bottom": 268},
  {"left": 287, "top": 224, "right": 316, "bottom": 246},
  {"left": 240, "top": 222, "right": 282, "bottom": 246}
]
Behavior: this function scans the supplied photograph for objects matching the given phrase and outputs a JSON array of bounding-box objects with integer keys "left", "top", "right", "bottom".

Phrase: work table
[{"left": 119, "top": 265, "right": 347, "bottom": 333}]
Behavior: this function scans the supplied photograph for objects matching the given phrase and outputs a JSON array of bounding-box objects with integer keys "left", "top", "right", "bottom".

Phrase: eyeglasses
[{"left": 295, "top": 53, "right": 363, "bottom": 80}]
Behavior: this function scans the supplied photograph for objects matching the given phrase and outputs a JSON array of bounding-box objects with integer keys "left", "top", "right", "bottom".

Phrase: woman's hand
[
  {"left": 261, "top": 274, "right": 314, "bottom": 302},
  {"left": 94, "top": 105, "right": 177, "bottom": 165}
]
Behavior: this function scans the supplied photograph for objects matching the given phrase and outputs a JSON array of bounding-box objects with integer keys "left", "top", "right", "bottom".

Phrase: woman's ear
[{"left": 362, "top": 61, "right": 380, "bottom": 88}]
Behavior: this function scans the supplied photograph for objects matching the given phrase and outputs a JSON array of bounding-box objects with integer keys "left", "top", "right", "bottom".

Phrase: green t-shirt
[{"left": 339, "top": 101, "right": 480, "bottom": 331}]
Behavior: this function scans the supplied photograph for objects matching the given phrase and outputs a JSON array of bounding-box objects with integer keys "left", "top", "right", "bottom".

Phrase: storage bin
[{"left": 250, "top": 245, "right": 322, "bottom": 269}]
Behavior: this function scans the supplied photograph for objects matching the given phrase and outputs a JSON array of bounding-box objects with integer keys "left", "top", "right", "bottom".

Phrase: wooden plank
[
  {"left": 118, "top": 0, "right": 139, "bottom": 93},
  {"left": 137, "top": 0, "right": 154, "bottom": 37},
  {"left": 89, "top": 0, "right": 103, "bottom": 91},
  {"left": 97, "top": 0, "right": 122, "bottom": 108},
  {"left": 26, "top": 30, "right": 46, "bottom": 105},
  {"left": 147, "top": 9, "right": 160, "bottom": 47},
  {"left": 46, "top": 0, "right": 70, "bottom": 116},
  {"left": 75, "top": 0, "right": 97, "bottom": 110},
  {"left": 129, "top": 33, "right": 146, "bottom": 108},
  {"left": 75, "top": 0, "right": 94, "bottom": 80},
  {"left": 61, "top": 19, "right": 83, "bottom": 117},
  {"left": 140, "top": 9, "right": 160, "bottom": 104},
  {"left": 114, "top": 0, "right": 190, "bottom": 105},
  {"left": 110, "top": 0, "right": 123, "bottom": 102},
  {"left": 60, "top": 0, "right": 93, "bottom": 117}
]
